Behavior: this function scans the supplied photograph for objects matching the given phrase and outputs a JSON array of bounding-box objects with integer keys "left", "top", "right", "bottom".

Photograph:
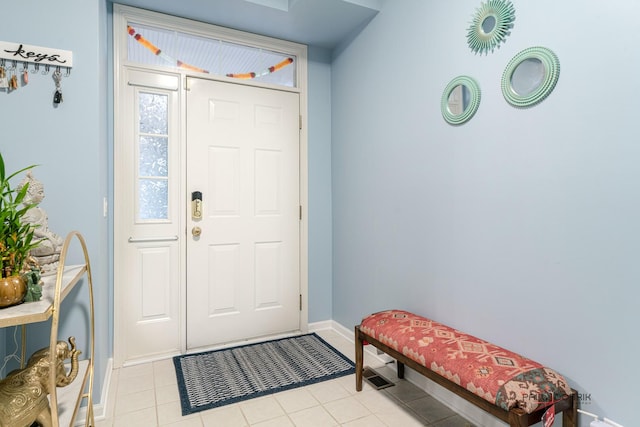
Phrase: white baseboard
[
  {"left": 73, "top": 357, "right": 112, "bottom": 426},
  {"left": 94, "top": 357, "right": 113, "bottom": 420},
  {"left": 308, "top": 319, "right": 333, "bottom": 332}
]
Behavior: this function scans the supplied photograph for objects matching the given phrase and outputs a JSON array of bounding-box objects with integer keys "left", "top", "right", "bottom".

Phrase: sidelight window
[{"left": 137, "top": 92, "right": 169, "bottom": 221}]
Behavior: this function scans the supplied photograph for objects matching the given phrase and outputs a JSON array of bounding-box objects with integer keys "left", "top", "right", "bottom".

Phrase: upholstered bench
[{"left": 355, "top": 310, "right": 577, "bottom": 427}]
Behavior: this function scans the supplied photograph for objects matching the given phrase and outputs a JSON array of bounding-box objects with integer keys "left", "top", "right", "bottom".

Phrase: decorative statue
[
  {"left": 17, "top": 172, "right": 65, "bottom": 276},
  {"left": 0, "top": 337, "right": 81, "bottom": 427}
]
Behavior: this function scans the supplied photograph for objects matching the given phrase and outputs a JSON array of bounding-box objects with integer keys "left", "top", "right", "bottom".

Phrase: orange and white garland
[
  {"left": 127, "top": 26, "right": 294, "bottom": 79},
  {"left": 225, "top": 57, "right": 293, "bottom": 79}
]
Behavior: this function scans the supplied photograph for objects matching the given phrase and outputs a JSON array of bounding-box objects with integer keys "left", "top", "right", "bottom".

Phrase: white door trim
[{"left": 113, "top": 5, "right": 308, "bottom": 367}]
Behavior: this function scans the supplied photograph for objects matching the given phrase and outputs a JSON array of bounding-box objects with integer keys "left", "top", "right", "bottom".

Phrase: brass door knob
[{"left": 192, "top": 226, "right": 202, "bottom": 237}]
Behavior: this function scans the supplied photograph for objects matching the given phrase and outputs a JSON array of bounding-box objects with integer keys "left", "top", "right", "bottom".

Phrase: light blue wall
[
  {"left": 3, "top": 0, "right": 333, "bottom": 402},
  {"left": 331, "top": 1, "right": 639, "bottom": 426},
  {"left": 308, "top": 46, "right": 333, "bottom": 322},
  {"left": 11, "top": 1, "right": 638, "bottom": 425},
  {"left": 1, "top": 0, "right": 110, "bottom": 400}
]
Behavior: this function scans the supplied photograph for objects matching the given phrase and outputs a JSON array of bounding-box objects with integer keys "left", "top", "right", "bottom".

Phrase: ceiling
[{"left": 112, "top": 0, "right": 385, "bottom": 50}]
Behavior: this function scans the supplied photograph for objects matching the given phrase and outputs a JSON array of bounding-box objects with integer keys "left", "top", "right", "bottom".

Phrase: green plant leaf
[{"left": 0, "top": 151, "right": 40, "bottom": 277}]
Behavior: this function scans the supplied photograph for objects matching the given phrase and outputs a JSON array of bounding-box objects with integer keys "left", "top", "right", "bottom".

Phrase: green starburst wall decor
[{"left": 467, "top": 0, "right": 515, "bottom": 55}]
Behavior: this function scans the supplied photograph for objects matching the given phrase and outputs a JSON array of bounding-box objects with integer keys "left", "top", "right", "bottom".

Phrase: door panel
[
  {"left": 186, "top": 77, "right": 300, "bottom": 349},
  {"left": 139, "top": 246, "right": 173, "bottom": 319}
]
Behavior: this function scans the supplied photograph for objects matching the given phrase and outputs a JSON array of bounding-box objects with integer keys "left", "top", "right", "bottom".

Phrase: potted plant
[{"left": 0, "top": 151, "right": 39, "bottom": 308}]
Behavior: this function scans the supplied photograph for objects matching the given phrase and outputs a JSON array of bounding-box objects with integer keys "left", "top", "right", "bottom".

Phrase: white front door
[{"left": 186, "top": 77, "right": 301, "bottom": 349}]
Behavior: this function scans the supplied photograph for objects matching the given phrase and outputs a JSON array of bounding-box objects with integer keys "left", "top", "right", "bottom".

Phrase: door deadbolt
[
  {"left": 192, "top": 226, "right": 202, "bottom": 237},
  {"left": 192, "top": 191, "right": 203, "bottom": 220}
]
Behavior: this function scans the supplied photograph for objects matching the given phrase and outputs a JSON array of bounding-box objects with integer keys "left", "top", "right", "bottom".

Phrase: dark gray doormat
[{"left": 173, "top": 333, "right": 355, "bottom": 415}]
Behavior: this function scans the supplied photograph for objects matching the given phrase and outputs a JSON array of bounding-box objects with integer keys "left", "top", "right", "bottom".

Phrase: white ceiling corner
[
  {"left": 341, "top": 0, "right": 385, "bottom": 11},
  {"left": 113, "top": 0, "right": 385, "bottom": 49},
  {"left": 242, "top": 0, "right": 290, "bottom": 12}
]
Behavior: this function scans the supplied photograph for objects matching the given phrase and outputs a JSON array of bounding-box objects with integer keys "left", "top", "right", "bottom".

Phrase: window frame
[{"left": 114, "top": 4, "right": 307, "bottom": 92}]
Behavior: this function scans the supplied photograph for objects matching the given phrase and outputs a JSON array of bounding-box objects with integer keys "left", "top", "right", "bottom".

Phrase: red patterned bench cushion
[{"left": 360, "top": 310, "right": 571, "bottom": 414}]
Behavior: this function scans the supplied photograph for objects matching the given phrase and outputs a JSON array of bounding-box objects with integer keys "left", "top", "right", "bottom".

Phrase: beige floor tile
[
  {"left": 113, "top": 406, "right": 157, "bottom": 427},
  {"left": 315, "top": 330, "right": 355, "bottom": 361},
  {"left": 307, "top": 379, "right": 351, "bottom": 404},
  {"left": 251, "top": 415, "right": 295, "bottom": 427},
  {"left": 353, "top": 389, "right": 402, "bottom": 414},
  {"left": 288, "top": 405, "right": 338, "bottom": 427},
  {"left": 121, "top": 362, "right": 154, "bottom": 377},
  {"left": 342, "top": 414, "right": 387, "bottom": 427},
  {"left": 201, "top": 405, "right": 248, "bottom": 427},
  {"left": 335, "top": 374, "right": 360, "bottom": 395},
  {"left": 153, "top": 358, "right": 175, "bottom": 372},
  {"left": 155, "top": 365, "right": 179, "bottom": 387},
  {"left": 156, "top": 383, "right": 181, "bottom": 405},
  {"left": 322, "top": 396, "right": 370, "bottom": 424},
  {"left": 240, "top": 396, "right": 286, "bottom": 424},
  {"left": 117, "top": 372, "right": 155, "bottom": 396},
  {"left": 157, "top": 400, "right": 199, "bottom": 426},
  {"left": 94, "top": 418, "right": 113, "bottom": 427},
  {"left": 374, "top": 406, "right": 427, "bottom": 427},
  {"left": 430, "top": 414, "right": 475, "bottom": 427},
  {"left": 384, "top": 379, "right": 428, "bottom": 403},
  {"left": 405, "top": 395, "right": 456, "bottom": 423},
  {"left": 274, "top": 388, "right": 320, "bottom": 413},
  {"left": 115, "top": 388, "right": 156, "bottom": 416},
  {"left": 338, "top": 372, "right": 376, "bottom": 395},
  {"left": 160, "top": 417, "right": 204, "bottom": 427}
]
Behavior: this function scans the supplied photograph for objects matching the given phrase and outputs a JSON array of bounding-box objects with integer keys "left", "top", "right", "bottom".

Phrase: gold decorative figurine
[{"left": 0, "top": 337, "right": 81, "bottom": 427}]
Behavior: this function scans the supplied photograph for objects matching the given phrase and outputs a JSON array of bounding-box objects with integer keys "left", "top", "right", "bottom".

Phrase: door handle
[
  {"left": 192, "top": 227, "right": 202, "bottom": 237},
  {"left": 128, "top": 236, "right": 179, "bottom": 243}
]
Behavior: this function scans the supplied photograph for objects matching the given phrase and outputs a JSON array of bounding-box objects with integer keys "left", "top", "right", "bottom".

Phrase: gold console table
[{"left": 0, "top": 231, "right": 95, "bottom": 427}]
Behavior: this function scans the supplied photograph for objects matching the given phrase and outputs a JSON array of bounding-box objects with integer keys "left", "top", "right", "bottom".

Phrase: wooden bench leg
[
  {"left": 355, "top": 326, "right": 364, "bottom": 392},
  {"left": 397, "top": 361, "right": 405, "bottom": 379},
  {"left": 507, "top": 410, "right": 528, "bottom": 427},
  {"left": 563, "top": 390, "right": 578, "bottom": 427}
]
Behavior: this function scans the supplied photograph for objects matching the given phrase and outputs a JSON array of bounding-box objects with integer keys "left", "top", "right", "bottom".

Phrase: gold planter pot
[{"left": 0, "top": 276, "right": 27, "bottom": 308}]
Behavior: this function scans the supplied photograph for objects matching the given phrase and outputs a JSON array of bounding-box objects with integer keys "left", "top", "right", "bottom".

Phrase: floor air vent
[{"left": 363, "top": 367, "right": 394, "bottom": 390}]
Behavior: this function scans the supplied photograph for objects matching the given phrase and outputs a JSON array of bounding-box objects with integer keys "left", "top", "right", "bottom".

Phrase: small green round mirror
[
  {"left": 441, "top": 76, "right": 481, "bottom": 125},
  {"left": 501, "top": 47, "right": 560, "bottom": 107},
  {"left": 467, "top": 0, "right": 516, "bottom": 55}
]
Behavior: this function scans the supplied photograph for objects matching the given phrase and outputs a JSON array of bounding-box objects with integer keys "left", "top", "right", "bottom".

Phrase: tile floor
[{"left": 96, "top": 330, "right": 474, "bottom": 427}]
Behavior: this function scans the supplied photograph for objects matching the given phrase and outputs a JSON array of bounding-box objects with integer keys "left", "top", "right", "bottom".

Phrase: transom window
[{"left": 127, "top": 22, "right": 296, "bottom": 87}]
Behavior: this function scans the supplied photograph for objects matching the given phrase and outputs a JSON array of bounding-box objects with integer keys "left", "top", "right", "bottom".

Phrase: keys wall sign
[
  {"left": 0, "top": 41, "right": 72, "bottom": 104},
  {"left": 0, "top": 41, "right": 73, "bottom": 67}
]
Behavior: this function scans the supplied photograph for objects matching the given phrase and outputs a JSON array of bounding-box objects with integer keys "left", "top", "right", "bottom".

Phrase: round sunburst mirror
[{"left": 467, "top": 0, "right": 516, "bottom": 55}]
